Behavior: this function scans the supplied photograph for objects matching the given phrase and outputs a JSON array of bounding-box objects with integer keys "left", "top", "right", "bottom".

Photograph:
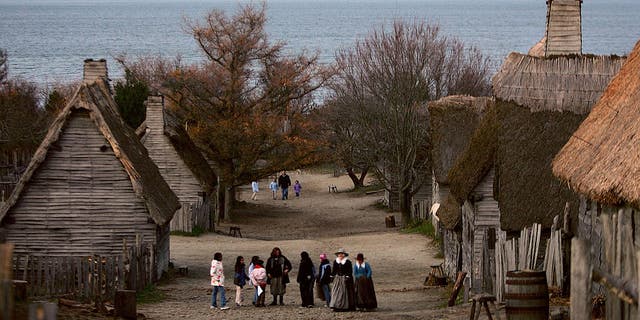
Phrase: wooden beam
[{"left": 571, "top": 238, "right": 591, "bottom": 320}]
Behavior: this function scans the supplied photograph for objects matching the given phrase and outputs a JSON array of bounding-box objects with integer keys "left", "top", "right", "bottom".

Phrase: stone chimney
[
  {"left": 83, "top": 59, "right": 108, "bottom": 84},
  {"left": 545, "top": 0, "right": 582, "bottom": 56},
  {"left": 144, "top": 95, "right": 165, "bottom": 131}
]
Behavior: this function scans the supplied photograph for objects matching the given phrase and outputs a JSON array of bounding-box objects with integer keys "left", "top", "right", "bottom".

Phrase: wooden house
[
  {"left": 137, "top": 96, "right": 217, "bottom": 232},
  {"left": 444, "top": 2, "right": 625, "bottom": 293},
  {"left": 553, "top": 40, "right": 640, "bottom": 320},
  {"left": 0, "top": 60, "right": 180, "bottom": 278},
  {"left": 428, "top": 95, "right": 490, "bottom": 278}
]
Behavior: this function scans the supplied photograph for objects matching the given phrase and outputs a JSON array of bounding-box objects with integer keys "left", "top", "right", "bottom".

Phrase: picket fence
[{"left": 9, "top": 240, "right": 156, "bottom": 303}]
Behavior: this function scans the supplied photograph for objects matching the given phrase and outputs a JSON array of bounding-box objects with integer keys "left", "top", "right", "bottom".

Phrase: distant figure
[
  {"left": 297, "top": 251, "right": 315, "bottom": 308},
  {"left": 317, "top": 253, "right": 332, "bottom": 307},
  {"left": 269, "top": 178, "right": 278, "bottom": 200},
  {"left": 250, "top": 259, "right": 267, "bottom": 307},
  {"left": 248, "top": 256, "right": 260, "bottom": 305},
  {"left": 330, "top": 248, "right": 355, "bottom": 311},
  {"left": 266, "top": 247, "right": 292, "bottom": 305},
  {"left": 210, "top": 252, "right": 230, "bottom": 310},
  {"left": 234, "top": 256, "right": 250, "bottom": 307},
  {"left": 354, "top": 253, "right": 377, "bottom": 311},
  {"left": 278, "top": 171, "right": 292, "bottom": 200},
  {"left": 329, "top": 184, "right": 338, "bottom": 193},
  {"left": 293, "top": 180, "right": 302, "bottom": 197},
  {"left": 251, "top": 181, "right": 259, "bottom": 200}
]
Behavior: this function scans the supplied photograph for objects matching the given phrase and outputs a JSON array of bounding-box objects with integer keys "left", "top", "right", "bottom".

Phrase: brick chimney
[
  {"left": 144, "top": 95, "right": 165, "bottom": 131},
  {"left": 83, "top": 59, "right": 108, "bottom": 84},
  {"left": 545, "top": 0, "right": 582, "bottom": 56}
]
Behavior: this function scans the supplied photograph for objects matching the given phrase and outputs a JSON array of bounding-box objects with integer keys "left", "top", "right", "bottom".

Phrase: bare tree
[
  {"left": 0, "top": 49, "right": 7, "bottom": 83},
  {"left": 328, "top": 21, "right": 491, "bottom": 225}
]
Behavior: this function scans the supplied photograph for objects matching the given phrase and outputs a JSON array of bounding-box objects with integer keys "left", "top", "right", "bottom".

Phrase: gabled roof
[
  {"left": 492, "top": 52, "right": 625, "bottom": 114},
  {"left": 0, "top": 78, "right": 180, "bottom": 225},
  {"left": 136, "top": 96, "right": 217, "bottom": 194},
  {"left": 553, "top": 41, "right": 640, "bottom": 207},
  {"left": 429, "top": 95, "right": 490, "bottom": 185}
]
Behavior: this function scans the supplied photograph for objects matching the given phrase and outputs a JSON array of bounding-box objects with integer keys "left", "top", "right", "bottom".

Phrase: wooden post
[
  {"left": 115, "top": 290, "right": 137, "bottom": 319},
  {"left": 0, "top": 243, "right": 14, "bottom": 320},
  {"left": 571, "top": 238, "right": 591, "bottom": 320},
  {"left": 448, "top": 271, "right": 467, "bottom": 307}
]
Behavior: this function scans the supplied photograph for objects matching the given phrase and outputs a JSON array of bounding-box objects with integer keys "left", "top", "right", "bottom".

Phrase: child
[
  {"left": 317, "top": 253, "right": 332, "bottom": 307},
  {"left": 269, "top": 178, "right": 278, "bottom": 200},
  {"left": 248, "top": 256, "right": 260, "bottom": 305},
  {"left": 250, "top": 259, "right": 268, "bottom": 307},
  {"left": 251, "top": 181, "right": 259, "bottom": 200},
  {"left": 210, "top": 252, "right": 230, "bottom": 310},
  {"left": 234, "top": 256, "right": 250, "bottom": 307},
  {"left": 293, "top": 180, "right": 302, "bottom": 197}
]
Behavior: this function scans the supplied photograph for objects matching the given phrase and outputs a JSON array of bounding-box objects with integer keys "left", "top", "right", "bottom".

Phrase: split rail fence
[{"left": 8, "top": 239, "right": 156, "bottom": 303}]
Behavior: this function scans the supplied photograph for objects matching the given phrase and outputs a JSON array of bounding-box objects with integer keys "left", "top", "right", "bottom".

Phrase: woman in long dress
[
  {"left": 353, "top": 253, "right": 377, "bottom": 310},
  {"left": 329, "top": 248, "right": 355, "bottom": 311}
]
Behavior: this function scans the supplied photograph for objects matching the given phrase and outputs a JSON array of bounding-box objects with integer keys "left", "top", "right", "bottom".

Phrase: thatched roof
[
  {"left": 438, "top": 194, "right": 463, "bottom": 230},
  {"left": 0, "top": 78, "right": 180, "bottom": 226},
  {"left": 545, "top": 0, "right": 582, "bottom": 56},
  {"left": 492, "top": 52, "right": 625, "bottom": 114},
  {"left": 447, "top": 103, "right": 499, "bottom": 204},
  {"left": 553, "top": 41, "right": 640, "bottom": 207},
  {"left": 137, "top": 96, "right": 217, "bottom": 194},
  {"left": 429, "top": 95, "right": 491, "bottom": 185},
  {"left": 496, "top": 100, "right": 584, "bottom": 231}
]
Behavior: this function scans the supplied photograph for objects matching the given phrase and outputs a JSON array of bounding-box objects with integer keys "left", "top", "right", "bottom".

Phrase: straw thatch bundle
[
  {"left": 0, "top": 78, "right": 180, "bottom": 225},
  {"left": 492, "top": 53, "right": 625, "bottom": 114},
  {"left": 496, "top": 101, "right": 584, "bottom": 231},
  {"left": 429, "top": 95, "right": 491, "bottom": 185},
  {"left": 553, "top": 41, "right": 640, "bottom": 207}
]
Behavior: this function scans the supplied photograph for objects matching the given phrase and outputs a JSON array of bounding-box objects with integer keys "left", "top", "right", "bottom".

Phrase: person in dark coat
[
  {"left": 353, "top": 253, "right": 377, "bottom": 310},
  {"left": 278, "top": 171, "right": 292, "bottom": 200},
  {"left": 297, "top": 251, "right": 315, "bottom": 307},
  {"left": 317, "top": 253, "right": 332, "bottom": 307},
  {"left": 266, "top": 247, "right": 292, "bottom": 305},
  {"left": 329, "top": 248, "right": 355, "bottom": 311}
]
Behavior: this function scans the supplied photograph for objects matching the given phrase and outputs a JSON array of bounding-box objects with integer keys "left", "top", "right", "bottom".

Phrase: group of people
[
  {"left": 252, "top": 171, "right": 302, "bottom": 201},
  {"left": 209, "top": 247, "right": 377, "bottom": 312}
]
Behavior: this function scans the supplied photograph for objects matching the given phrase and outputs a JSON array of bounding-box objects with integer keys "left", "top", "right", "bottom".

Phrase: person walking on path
[
  {"left": 293, "top": 180, "right": 302, "bottom": 198},
  {"left": 266, "top": 247, "right": 292, "bottom": 305},
  {"left": 210, "top": 252, "right": 230, "bottom": 310},
  {"left": 278, "top": 171, "right": 292, "bottom": 200},
  {"left": 329, "top": 248, "right": 355, "bottom": 311},
  {"left": 353, "top": 253, "right": 377, "bottom": 311},
  {"left": 251, "top": 180, "right": 259, "bottom": 200},
  {"left": 250, "top": 259, "right": 268, "bottom": 307},
  {"left": 233, "top": 256, "right": 251, "bottom": 307},
  {"left": 269, "top": 178, "right": 278, "bottom": 200},
  {"left": 317, "top": 253, "right": 332, "bottom": 307},
  {"left": 248, "top": 256, "right": 260, "bottom": 305},
  {"left": 297, "top": 251, "right": 315, "bottom": 308}
]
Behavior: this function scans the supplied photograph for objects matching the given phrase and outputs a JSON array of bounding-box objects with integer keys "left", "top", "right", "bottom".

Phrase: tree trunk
[
  {"left": 216, "top": 185, "right": 225, "bottom": 224},
  {"left": 346, "top": 167, "right": 364, "bottom": 189},
  {"left": 223, "top": 186, "right": 235, "bottom": 223},
  {"left": 358, "top": 167, "right": 369, "bottom": 186},
  {"left": 399, "top": 187, "right": 412, "bottom": 226}
]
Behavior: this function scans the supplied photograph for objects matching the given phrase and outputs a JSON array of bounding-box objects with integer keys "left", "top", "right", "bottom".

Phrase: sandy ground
[{"left": 136, "top": 172, "right": 482, "bottom": 320}]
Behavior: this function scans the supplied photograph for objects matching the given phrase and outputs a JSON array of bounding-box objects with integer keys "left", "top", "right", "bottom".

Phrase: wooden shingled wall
[{"left": 545, "top": 0, "right": 582, "bottom": 56}]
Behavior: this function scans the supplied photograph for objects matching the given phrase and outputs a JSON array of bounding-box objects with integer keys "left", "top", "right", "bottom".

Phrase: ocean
[{"left": 1, "top": 0, "right": 639, "bottom": 85}]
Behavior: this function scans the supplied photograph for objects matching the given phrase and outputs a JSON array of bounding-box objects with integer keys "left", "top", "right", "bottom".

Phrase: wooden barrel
[{"left": 504, "top": 270, "right": 549, "bottom": 320}]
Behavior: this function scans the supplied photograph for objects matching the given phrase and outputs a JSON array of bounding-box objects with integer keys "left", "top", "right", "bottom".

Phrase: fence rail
[{"left": 9, "top": 240, "right": 155, "bottom": 303}]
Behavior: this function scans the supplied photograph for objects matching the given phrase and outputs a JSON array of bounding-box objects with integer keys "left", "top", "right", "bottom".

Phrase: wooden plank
[{"left": 571, "top": 238, "right": 591, "bottom": 320}]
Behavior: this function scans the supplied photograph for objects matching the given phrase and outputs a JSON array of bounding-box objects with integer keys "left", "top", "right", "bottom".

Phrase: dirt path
[{"left": 137, "top": 172, "right": 475, "bottom": 319}]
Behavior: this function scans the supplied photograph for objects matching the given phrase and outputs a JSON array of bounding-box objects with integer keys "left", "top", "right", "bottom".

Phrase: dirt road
[{"left": 137, "top": 173, "right": 474, "bottom": 319}]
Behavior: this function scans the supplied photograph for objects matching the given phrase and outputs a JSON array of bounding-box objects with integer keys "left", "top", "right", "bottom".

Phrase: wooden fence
[
  {"left": 170, "top": 200, "right": 211, "bottom": 233},
  {"left": 9, "top": 240, "right": 155, "bottom": 303},
  {"left": 571, "top": 207, "right": 640, "bottom": 320}
]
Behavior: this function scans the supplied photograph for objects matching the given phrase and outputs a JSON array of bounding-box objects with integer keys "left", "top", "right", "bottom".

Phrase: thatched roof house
[
  {"left": 0, "top": 60, "right": 180, "bottom": 277},
  {"left": 553, "top": 41, "right": 640, "bottom": 206},
  {"left": 429, "top": 95, "right": 490, "bottom": 229},
  {"left": 137, "top": 96, "right": 217, "bottom": 232}
]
